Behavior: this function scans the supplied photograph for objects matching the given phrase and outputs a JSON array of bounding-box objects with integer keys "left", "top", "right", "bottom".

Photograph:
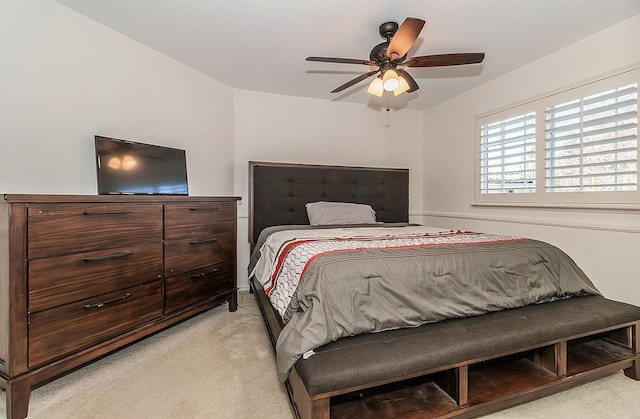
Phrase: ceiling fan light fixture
[
  {"left": 306, "top": 17, "right": 485, "bottom": 99},
  {"left": 367, "top": 76, "right": 384, "bottom": 97},
  {"left": 393, "top": 75, "right": 410, "bottom": 96},
  {"left": 382, "top": 69, "right": 400, "bottom": 91}
]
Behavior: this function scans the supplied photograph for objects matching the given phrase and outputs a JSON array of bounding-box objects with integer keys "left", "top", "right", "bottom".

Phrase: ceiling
[{"left": 53, "top": 0, "right": 640, "bottom": 111}]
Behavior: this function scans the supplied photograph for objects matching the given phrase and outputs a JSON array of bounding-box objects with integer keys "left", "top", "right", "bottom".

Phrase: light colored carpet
[{"left": 1, "top": 292, "right": 639, "bottom": 418}]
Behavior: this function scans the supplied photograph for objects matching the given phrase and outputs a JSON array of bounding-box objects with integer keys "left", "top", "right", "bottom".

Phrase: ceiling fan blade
[
  {"left": 386, "top": 18, "right": 425, "bottom": 61},
  {"left": 396, "top": 68, "right": 419, "bottom": 93},
  {"left": 404, "top": 53, "right": 485, "bottom": 67},
  {"left": 331, "top": 70, "right": 379, "bottom": 93},
  {"left": 307, "top": 57, "right": 377, "bottom": 66}
]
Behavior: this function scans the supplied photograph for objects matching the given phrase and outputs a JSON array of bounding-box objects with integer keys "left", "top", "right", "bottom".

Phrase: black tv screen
[{"left": 95, "top": 136, "right": 189, "bottom": 195}]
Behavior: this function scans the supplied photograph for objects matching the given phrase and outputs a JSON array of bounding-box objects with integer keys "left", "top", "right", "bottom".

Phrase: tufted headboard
[{"left": 248, "top": 161, "right": 409, "bottom": 245}]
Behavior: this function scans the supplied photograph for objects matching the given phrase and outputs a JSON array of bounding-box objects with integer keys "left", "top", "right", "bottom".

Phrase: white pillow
[{"left": 305, "top": 201, "right": 377, "bottom": 225}]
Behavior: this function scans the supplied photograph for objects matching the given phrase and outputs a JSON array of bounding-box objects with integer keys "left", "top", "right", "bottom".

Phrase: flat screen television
[{"left": 95, "top": 136, "right": 189, "bottom": 195}]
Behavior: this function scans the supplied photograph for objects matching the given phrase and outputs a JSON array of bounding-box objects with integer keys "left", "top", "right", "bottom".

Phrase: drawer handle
[
  {"left": 190, "top": 237, "right": 219, "bottom": 245},
  {"left": 83, "top": 292, "right": 132, "bottom": 310},
  {"left": 191, "top": 269, "right": 219, "bottom": 279},
  {"left": 83, "top": 210, "right": 133, "bottom": 216},
  {"left": 83, "top": 252, "right": 133, "bottom": 262},
  {"left": 189, "top": 207, "right": 219, "bottom": 212}
]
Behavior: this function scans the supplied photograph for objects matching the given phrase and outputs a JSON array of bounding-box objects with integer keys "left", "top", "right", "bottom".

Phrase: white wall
[
  {"left": 0, "top": 0, "right": 235, "bottom": 196},
  {"left": 233, "top": 90, "right": 424, "bottom": 287},
  {"left": 423, "top": 15, "right": 640, "bottom": 306},
  {"left": 0, "top": 1, "right": 424, "bottom": 292}
]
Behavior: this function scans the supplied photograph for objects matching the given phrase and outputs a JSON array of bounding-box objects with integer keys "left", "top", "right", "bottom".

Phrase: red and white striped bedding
[{"left": 255, "top": 227, "right": 524, "bottom": 321}]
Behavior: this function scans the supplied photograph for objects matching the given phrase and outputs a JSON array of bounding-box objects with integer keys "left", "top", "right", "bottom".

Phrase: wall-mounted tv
[{"left": 95, "top": 136, "right": 189, "bottom": 195}]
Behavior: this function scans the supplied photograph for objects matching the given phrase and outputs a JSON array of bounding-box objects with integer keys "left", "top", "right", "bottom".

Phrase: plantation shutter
[
  {"left": 479, "top": 112, "right": 536, "bottom": 194},
  {"left": 545, "top": 83, "right": 638, "bottom": 192}
]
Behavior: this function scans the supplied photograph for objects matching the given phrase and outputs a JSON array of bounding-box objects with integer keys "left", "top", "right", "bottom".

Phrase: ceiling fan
[{"left": 306, "top": 18, "right": 485, "bottom": 97}]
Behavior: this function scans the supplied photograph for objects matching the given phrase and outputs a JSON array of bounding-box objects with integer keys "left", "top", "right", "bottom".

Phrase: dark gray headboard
[{"left": 248, "top": 161, "right": 409, "bottom": 244}]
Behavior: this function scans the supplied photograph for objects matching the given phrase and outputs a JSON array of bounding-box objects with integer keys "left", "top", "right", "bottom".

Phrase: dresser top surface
[{"left": 3, "top": 194, "right": 241, "bottom": 204}]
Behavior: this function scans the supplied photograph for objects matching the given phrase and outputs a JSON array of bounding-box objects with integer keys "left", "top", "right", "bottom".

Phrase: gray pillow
[{"left": 305, "top": 201, "right": 377, "bottom": 225}]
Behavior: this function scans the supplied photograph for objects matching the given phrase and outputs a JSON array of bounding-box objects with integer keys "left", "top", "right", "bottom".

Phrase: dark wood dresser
[{"left": 0, "top": 194, "right": 240, "bottom": 419}]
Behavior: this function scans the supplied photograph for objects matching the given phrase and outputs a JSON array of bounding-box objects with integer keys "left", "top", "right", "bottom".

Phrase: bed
[{"left": 247, "top": 161, "right": 640, "bottom": 419}]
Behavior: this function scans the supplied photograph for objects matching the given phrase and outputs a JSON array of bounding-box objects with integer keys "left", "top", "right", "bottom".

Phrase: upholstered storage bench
[{"left": 253, "top": 283, "right": 640, "bottom": 419}]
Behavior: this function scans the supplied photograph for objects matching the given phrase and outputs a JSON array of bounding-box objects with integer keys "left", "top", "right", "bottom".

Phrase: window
[{"left": 476, "top": 67, "right": 639, "bottom": 207}]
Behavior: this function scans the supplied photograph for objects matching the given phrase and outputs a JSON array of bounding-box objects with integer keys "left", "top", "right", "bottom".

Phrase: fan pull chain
[{"left": 386, "top": 93, "right": 390, "bottom": 112}]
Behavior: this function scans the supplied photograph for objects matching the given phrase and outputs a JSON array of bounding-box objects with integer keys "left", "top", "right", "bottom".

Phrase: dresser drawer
[
  {"left": 165, "top": 231, "right": 235, "bottom": 275},
  {"left": 29, "top": 242, "right": 163, "bottom": 312},
  {"left": 165, "top": 261, "right": 234, "bottom": 314},
  {"left": 164, "top": 202, "right": 235, "bottom": 240},
  {"left": 28, "top": 281, "right": 163, "bottom": 367},
  {"left": 28, "top": 203, "right": 163, "bottom": 258}
]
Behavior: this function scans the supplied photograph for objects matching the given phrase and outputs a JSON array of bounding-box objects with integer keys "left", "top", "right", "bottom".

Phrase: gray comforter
[{"left": 249, "top": 225, "right": 600, "bottom": 381}]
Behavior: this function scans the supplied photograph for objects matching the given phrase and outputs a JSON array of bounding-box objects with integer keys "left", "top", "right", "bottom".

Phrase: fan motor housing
[
  {"left": 371, "top": 22, "right": 408, "bottom": 63},
  {"left": 370, "top": 42, "right": 389, "bottom": 63}
]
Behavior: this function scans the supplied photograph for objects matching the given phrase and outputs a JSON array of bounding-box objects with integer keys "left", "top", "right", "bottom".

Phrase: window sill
[{"left": 471, "top": 202, "right": 640, "bottom": 212}]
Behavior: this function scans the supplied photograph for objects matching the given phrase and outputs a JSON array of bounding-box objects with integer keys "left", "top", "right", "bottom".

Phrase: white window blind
[
  {"left": 545, "top": 83, "right": 638, "bottom": 192},
  {"left": 479, "top": 112, "right": 536, "bottom": 194}
]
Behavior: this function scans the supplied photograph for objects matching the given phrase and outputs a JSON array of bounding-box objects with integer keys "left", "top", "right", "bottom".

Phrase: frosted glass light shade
[
  {"left": 383, "top": 69, "right": 400, "bottom": 91},
  {"left": 393, "top": 75, "right": 410, "bottom": 96},
  {"left": 367, "top": 77, "right": 384, "bottom": 97}
]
